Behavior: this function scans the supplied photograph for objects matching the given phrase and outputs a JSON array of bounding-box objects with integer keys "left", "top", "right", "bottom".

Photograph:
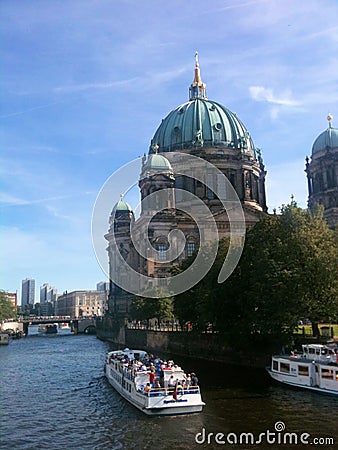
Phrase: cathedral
[
  {"left": 105, "top": 53, "right": 267, "bottom": 316},
  {"left": 105, "top": 54, "right": 337, "bottom": 317}
]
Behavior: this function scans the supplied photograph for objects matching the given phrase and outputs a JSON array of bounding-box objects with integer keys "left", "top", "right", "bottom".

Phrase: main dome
[
  {"left": 149, "top": 98, "right": 257, "bottom": 157},
  {"left": 149, "top": 52, "right": 258, "bottom": 160}
]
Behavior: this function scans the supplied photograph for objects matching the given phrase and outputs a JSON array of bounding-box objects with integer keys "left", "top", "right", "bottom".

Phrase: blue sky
[{"left": 1, "top": 0, "right": 338, "bottom": 302}]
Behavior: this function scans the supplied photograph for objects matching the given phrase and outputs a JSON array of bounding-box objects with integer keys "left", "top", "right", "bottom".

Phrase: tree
[
  {"left": 0, "top": 291, "right": 16, "bottom": 321},
  {"left": 215, "top": 203, "right": 338, "bottom": 345},
  {"left": 130, "top": 288, "right": 174, "bottom": 326},
  {"left": 174, "top": 239, "right": 230, "bottom": 331},
  {"left": 174, "top": 203, "right": 338, "bottom": 348}
]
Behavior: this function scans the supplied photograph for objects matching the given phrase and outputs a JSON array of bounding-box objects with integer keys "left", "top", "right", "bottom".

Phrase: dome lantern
[{"left": 189, "top": 51, "right": 207, "bottom": 100}]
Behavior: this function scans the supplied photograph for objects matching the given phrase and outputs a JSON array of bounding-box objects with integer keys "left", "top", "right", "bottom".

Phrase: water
[{"left": 1, "top": 327, "right": 337, "bottom": 450}]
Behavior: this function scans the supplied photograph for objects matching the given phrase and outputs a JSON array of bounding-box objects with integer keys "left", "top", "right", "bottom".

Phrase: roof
[
  {"left": 112, "top": 199, "right": 133, "bottom": 213},
  {"left": 143, "top": 153, "right": 173, "bottom": 171},
  {"left": 149, "top": 98, "right": 257, "bottom": 159},
  {"left": 312, "top": 126, "right": 338, "bottom": 155},
  {"left": 148, "top": 52, "right": 258, "bottom": 160}
]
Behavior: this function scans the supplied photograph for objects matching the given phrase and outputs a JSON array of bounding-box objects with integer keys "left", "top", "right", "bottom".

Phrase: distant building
[
  {"left": 96, "top": 281, "right": 109, "bottom": 291},
  {"left": 5, "top": 292, "right": 17, "bottom": 309},
  {"left": 305, "top": 114, "right": 338, "bottom": 229},
  {"left": 40, "top": 283, "right": 58, "bottom": 303},
  {"left": 21, "top": 278, "right": 35, "bottom": 307},
  {"left": 56, "top": 290, "right": 106, "bottom": 318}
]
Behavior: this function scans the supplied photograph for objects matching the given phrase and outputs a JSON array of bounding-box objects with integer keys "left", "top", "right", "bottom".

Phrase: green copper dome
[
  {"left": 312, "top": 119, "right": 338, "bottom": 155},
  {"left": 149, "top": 98, "right": 257, "bottom": 158},
  {"left": 143, "top": 153, "right": 173, "bottom": 171},
  {"left": 112, "top": 199, "right": 133, "bottom": 213},
  {"left": 149, "top": 51, "right": 258, "bottom": 159}
]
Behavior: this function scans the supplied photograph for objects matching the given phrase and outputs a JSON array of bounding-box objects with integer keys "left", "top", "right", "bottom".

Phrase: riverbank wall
[{"left": 96, "top": 319, "right": 275, "bottom": 368}]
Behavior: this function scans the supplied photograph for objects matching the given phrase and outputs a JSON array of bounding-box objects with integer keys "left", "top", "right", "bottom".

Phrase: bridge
[{"left": 1, "top": 316, "right": 97, "bottom": 336}]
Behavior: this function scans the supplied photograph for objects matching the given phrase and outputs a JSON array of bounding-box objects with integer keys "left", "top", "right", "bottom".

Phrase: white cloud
[{"left": 249, "top": 86, "right": 300, "bottom": 106}]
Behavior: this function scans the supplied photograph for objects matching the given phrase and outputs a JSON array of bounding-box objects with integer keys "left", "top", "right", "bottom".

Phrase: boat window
[
  {"left": 321, "top": 368, "right": 333, "bottom": 379},
  {"left": 298, "top": 365, "right": 309, "bottom": 376},
  {"left": 273, "top": 360, "right": 278, "bottom": 371},
  {"left": 280, "top": 362, "right": 290, "bottom": 373},
  {"left": 309, "top": 348, "right": 315, "bottom": 354},
  {"left": 335, "top": 371, "right": 338, "bottom": 382}
]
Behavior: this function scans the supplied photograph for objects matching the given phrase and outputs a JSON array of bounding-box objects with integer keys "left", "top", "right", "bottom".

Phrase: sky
[{"left": 1, "top": 0, "right": 338, "bottom": 302}]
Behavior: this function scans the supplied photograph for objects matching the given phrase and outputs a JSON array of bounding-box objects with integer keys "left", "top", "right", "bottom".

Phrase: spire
[
  {"left": 189, "top": 51, "right": 207, "bottom": 100},
  {"left": 327, "top": 113, "right": 333, "bottom": 128}
]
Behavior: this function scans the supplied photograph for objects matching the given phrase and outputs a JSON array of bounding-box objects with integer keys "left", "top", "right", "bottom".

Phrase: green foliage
[
  {"left": 130, "top": 288, "right": 174, "bottom": 324},
  {"left": 0, "top": 290, "right": 16, "bottom": 321},
  {"left": 174, "top": 204, "right": 338, "bottom": 347}
]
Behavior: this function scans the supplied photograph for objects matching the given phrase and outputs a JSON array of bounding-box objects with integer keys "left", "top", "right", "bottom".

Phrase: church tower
[
  {"left": 105, "top": 197, "right": 135, "bottom": 316},
  {"left": 305, "top": 114, "right": 338, "bottom": 228}
]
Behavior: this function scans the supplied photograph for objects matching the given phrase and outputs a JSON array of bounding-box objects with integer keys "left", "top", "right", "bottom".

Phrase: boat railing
[{"left": 145, "top": 386, "right": 200, "bottom": 397}]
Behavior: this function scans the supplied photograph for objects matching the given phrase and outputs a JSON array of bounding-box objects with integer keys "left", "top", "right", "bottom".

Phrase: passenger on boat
[
  {"left": 144, "top": 383, "right": 151, "bottom": 393},
  {"left": 191, "top": 373, "right": 199, "bottom": 386},
  {"left": 149, "top": 369, "right": 156, "bottom": 387},
  {"left": 168, "top": 375, "right": 176, "bottom": 388},
  {"left": 184, "top": 374, "right": 191, "bottom": 387}
]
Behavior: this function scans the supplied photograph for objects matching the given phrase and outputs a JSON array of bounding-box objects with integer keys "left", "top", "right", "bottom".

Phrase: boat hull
[{"left": 267, "top": 368, "right": 338, "bottom": 396}]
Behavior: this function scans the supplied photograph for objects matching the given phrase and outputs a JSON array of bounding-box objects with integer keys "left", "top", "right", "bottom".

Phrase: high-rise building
[
  {"left": 21, "top": 278, "right": 35, "bottom": 307},
  {"left": 96, "top": 281, "right": 109, "bottom": 291},
  {"left": 40, "top": 283, "right": 58, "bottom": 303}
]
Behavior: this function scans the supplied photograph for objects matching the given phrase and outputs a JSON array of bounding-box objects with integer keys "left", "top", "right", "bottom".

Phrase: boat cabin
[{"left": 302, "top": 344, "right": 337, "bottom": 364}]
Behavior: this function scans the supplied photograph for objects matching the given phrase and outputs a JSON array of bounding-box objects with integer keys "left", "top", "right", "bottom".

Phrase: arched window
[
  {"left": 157, "top": 244, "right": 167, "bottom": 261},
  {"left": 187, "top": 241, "right": 196, "bottom": 257}
]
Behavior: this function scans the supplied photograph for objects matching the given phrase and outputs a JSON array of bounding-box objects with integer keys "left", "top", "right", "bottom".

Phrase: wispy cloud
[
  {"left": 249, "top": 86, "right": 300, "bottom": 106},
  {"left": 53, "top": 77, "right": 140, "bottom": 94},
  {"left": 0, "top": 192, "right": 90, "bottom": 207}
]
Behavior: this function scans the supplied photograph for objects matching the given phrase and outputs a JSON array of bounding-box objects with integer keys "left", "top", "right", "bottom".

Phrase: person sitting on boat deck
[
  {"left": 168, "top": 375, "right": 176, "bottom": 389},
  {"left": 143, "top": 383, "right": 151, "bottom": 394},
  {"left": 191, "top": 373, "right": 199, "bottom": 386}
]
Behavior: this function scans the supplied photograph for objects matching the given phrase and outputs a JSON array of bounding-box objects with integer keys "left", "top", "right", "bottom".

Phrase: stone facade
[{"left": 305, "top": 115, "right": 338, "bottom": 229}]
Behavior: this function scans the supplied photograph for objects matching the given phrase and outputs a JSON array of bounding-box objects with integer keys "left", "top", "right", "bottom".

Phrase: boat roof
[{"left": 107, "top": 348, "right": 148, "bottom": 359}]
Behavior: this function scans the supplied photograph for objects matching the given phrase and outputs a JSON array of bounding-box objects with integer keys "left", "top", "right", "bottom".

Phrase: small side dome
[
  {"left": 112, "top": 200, "right": 133, "bottom": 214},
  {"left": 312, "top": 114, "right": 338, "bottom": 156},
  {"left": 140, "top": 152, "right": 174, "bottom": 179},
  {"left": 144, "top": 153, "right": 173, "bottom": 171},
  {"left": 312, "top": 128, "right": 338, "bottom": 155}
]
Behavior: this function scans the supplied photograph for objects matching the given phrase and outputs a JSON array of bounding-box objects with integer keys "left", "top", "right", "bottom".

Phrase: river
[{"left": 1, "top": 327, "right": 337, "bottom": 450}]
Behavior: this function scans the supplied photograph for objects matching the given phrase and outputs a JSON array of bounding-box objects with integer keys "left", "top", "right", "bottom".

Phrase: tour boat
[
  {"left": 105, "top": 348, "right": 205, "bottom": 416},
  {"left": 267, "top": 344, "right": 338, "bottom": 396}
]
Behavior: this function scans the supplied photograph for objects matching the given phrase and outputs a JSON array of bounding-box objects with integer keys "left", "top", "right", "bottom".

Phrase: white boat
[
  {"left": 0, "top": 332, "right": 9, "bottom": 345},
  {"left": 267, "top": 344, "right": 338, "bottom": 396},
  {"left": 105, "top": 348, "right": 205, "bottom": 416}
]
